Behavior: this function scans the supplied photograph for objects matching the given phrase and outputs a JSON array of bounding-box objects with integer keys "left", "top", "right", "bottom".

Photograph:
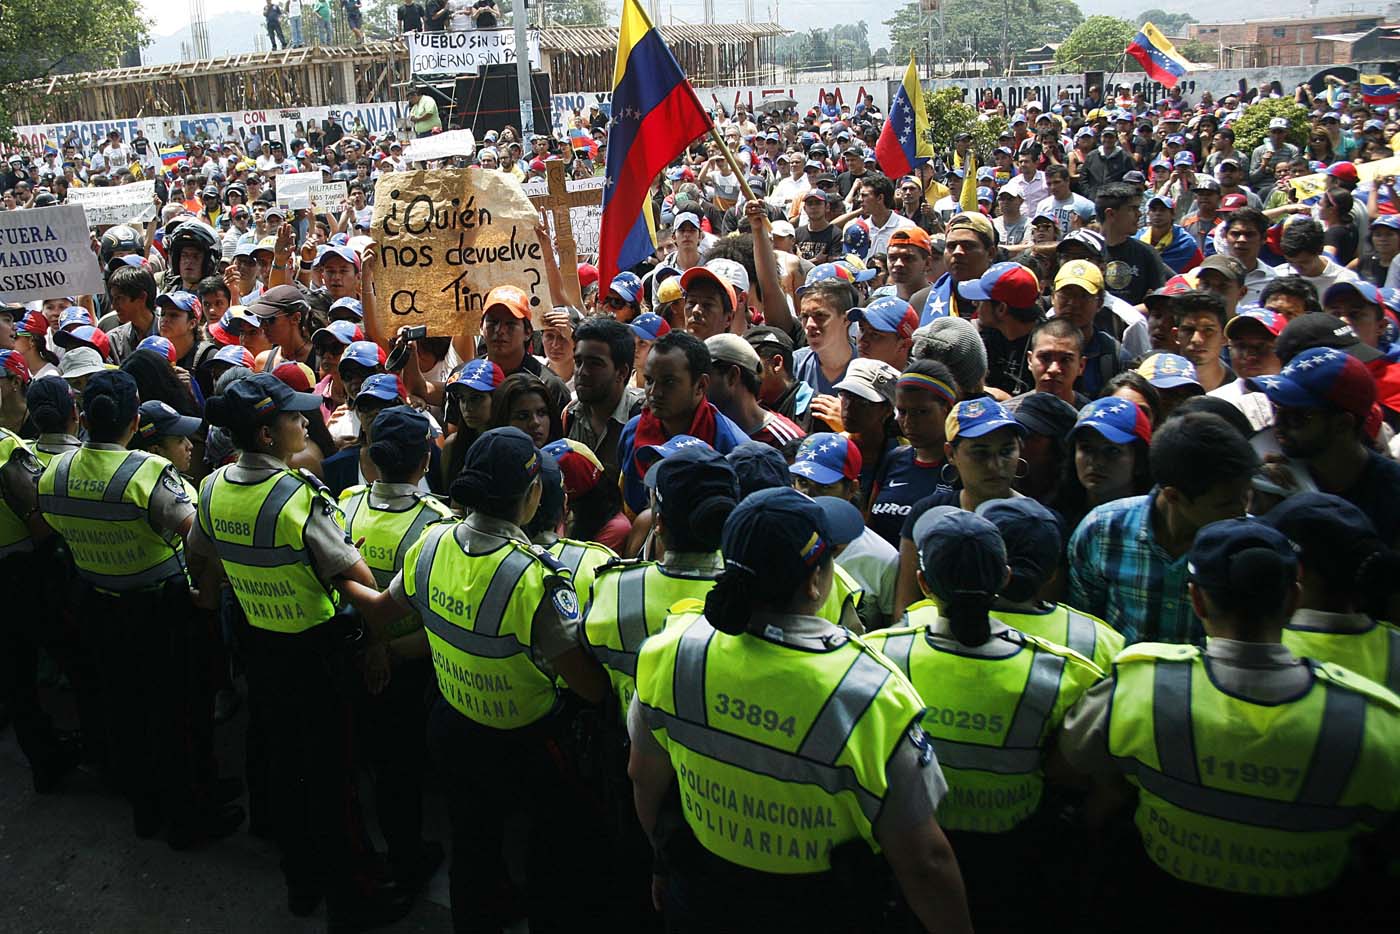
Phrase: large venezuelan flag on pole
[
  {"left": 597, "top": 0, "right": 714, "bottom": 287},
  {"left": 874, "top": 54, "right": 933, "bottom": 179},
  {"left": 1126, "top": 23, "right": 1190, "bottom": 88},
  {"left": 1360, "top": 74, "right": 1400, "bottom": 106}
]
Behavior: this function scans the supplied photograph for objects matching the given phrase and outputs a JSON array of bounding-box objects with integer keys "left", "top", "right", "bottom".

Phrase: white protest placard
[
  {"left": 372, "top": 168, "right": 546, "bottom": 338},
  {"left": 274, "top": 172, "right": 324, "bottom": 209},
  {"left": 307, "top": 182, "right": 348, "bottom": 210},
  {"left": 523, "top": 174, "right": 604, "bottom": 258},
  {"left": 68, "top": 181, "right": 158, "bottom": 228},
  {"left": 401, "top": 129, "right": 476, "bottom": 164},
  {"left": 408, "top": 29, "right": 541, "bottom": 77},
  {"left": 0, "top": 205, "right": 104, "bottom": 303}
]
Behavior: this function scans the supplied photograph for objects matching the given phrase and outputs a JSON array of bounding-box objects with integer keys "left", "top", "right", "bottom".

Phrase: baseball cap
[
  {"left": 312, "top": 319, "right": 365, "bottom": 350},
  {"left": 58, "top": 325, "right": 111, "bottom": 361},
  {"left": 542, "top": 438, "right": 606, "bottom": 497},
  {"left": 704, "top": 258, "right": 750, "bottom": 294},
  {"left": 789, "top": 432, "right": 862, "bottom": 486},
  {"left": 609, "top": 271, "right": 643, "bottom": 303},
  {"left": 1218, "top": 193, "right": 1249, "bottom": 213},
  {"left": 1148, "top": 194, "right": 1176, "bottom": 211},
  {"left": 249, "top": 284, "right": 311, "bottom": 321},
  {"left": 680, "top": 265, "right": 737, "bottom": 312},
  {"left": 1144, "top": 274, "right": 1203, "bottom": 309},
  {"left": 1172, "top": 152, "right": 1196, "bottom": 167},
  {"left": 483, "top": 285, "right": 531, "bottom": 320},
  {"left": 1057, "top": 229, "right": 1106, "bottom": 259},
  {"left": 974, "top": 497, "right": 1063, "bottom": 600},
  {"left": 1274, "top": 312, "right": 1383, "bottom": 364},
  {"left": 1123, "top": 170, "right": 1147, "bottom": 185},
  {"left": 329, "top": 296, "right": 364, "bottom": 321},
  {"left": 726, "top": 442, "right": 792, "bottom": 498},
  {"left": 977, "top": 186, "right": 995, "bottom": 202},
  {"left": 706, "top": 333, "right": 762, "bottom": 375},
  {"left": 1268, "top": 117, "right": 1290, "bottom": 131},
  {"left": 1012, "top": 392, "right": 1079, "bottom": 439},
  {"left": 1199, "top": 254, "right": 1247, "bottom": 284},
  {"left": 155, "top": 290, "right": 204, "bottom": 320},
  {"left": 14, "top": 310, "right": 47, "bottom": 339},
  {"left": 1326, "top": 162, "right": 1359, "bottom": 183},
  {"left": 1217, "top": 155, "right": 1242, "bottom": 169},
  {"left": 204, "top": 345, "right": 257, "bottom": 371},
  {"left": 847, "top": 295, "right": 918, "bottom": 338},
  {"left": 1247, "top": 346, "right": 1376, "bottom": 421},
  {"left": 1371, "top": 215, "right": 1400, "bottom": 231},
  {"left": 797, "top": 262, "right": 865, "bottom": 296},
  {"left": 446, "top": 358, "right": 506, "bottom": 394},
  {"left": 643, "top": 444, "right": 736, "bottom": 523},
  {"left": 0, "top": 349, "right": 31, "bottom": 385},
  {"left": 1323, "top": 279, "right": 1385, "bottom": 311},
  {"left": 213, "top": 372, "right": 322, "bottom": 433},
  {"left": 888, "top": 227, "right": 933, "bottom": 254},
  {"left": 369, "top": 406, "right": 432, "bottom": 460},
  {"left": 1224, "top": 305, "right": 1285, "bottom": 339},
  {"left": 802, "top": 189, "right": 829, "bottom": 204},
  {"left": 450, "top": 427, "right": 543, "bottom": 506},
  {"left": 58, "top": 306, "right": 93, "bottom": 331},
  {"left": 58, "top": 346, "right": 107, "bottom": 380},
  {"left": 1053, "top": 259, "right": 1105, "bottom": 295},
  {"left": 673, "top": 211, "right": 701, "bottom": 230},
  {"left": 719, "top": 487, "right": 864, "bottom": 584},
  {"left": 136, "top": 335, "right": 178, "bottom": 364},
  {"left": 630, "top": 312, "right": 671, "bottom": 342},
  {"left": 637, "top": 434, "right": 715, "bottom": 479},
  {"left": 1192, "top": 176, "right": 1222, "bottom": 193},
  {"left": 770, "top": 220, "right": 796, "bottom": 239},
  {"left": 957, "top": 261, "right": 1040, "bottom": 308},
  {"left": 1258, "top": 492, "right": 1381, "bottom": 585},
  {"left": 832, "top": 357, "right": 900, "bottom": 405},
  {"left": 137, "top": 399, "right": 202, "bottom": 441},
  {"left": 1187, "top": 519, "right": 1298, "bottom": 598},
  {"left": 311, "top": 243, "right": 360, "bottom": 271},
  {"left": 912, "top": 506, "right": 1007, "bottom": 600},
  {"left": 355, "top": 372, "right": 406, "bottom": 405},
  {"left": 1137, "top": 352, "right": 1202, "bottom": 389},
  {"left": 945, "top": 398, "right": 1024, "bottom": 443},
  {"left": 947, "top": 211, "right": 995, "bottom": 244},
  {"left": 1069, "top": 396, "right": 1153, "bottom": 445},
  {"left": 271, "top": 361, "right": 318, "bottom": 394},
  {"left": 340, "top": 340, "right": 387, "bottom": 370}
]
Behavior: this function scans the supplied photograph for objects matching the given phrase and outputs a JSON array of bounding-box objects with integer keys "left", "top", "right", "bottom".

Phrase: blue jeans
[
  {"left": 290, "top": 15, "right": 303, "bottom": 46},
  {"left": 318, "top": 17, "right": 332, "bottom": 44}
]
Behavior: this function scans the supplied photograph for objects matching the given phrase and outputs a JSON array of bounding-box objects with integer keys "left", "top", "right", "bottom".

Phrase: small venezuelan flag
[
  {"left": 159, "top": 144, "right": 186, "bottom": 167},
  {"left": 597, "top": 0, "right": 714, "bottom": 287},
  {"left": 1126, "top": 23, "right": 1190, "bottom": 88},
  {"left": 874, "top": 54, "right": 933, "bottom": 179},
  {"left": 1360, "top": 74, "right": 1400, "bottom": 106}
]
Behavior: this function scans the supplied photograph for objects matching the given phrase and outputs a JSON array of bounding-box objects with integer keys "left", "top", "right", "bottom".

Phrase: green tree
[
  {"left": 1230, "top": 98, "right": 1309, "bottom": 155},
  {"left": 885, "top": 0, "right": 1082, "bottom": 74},
  {"left": 924, "top": 87, "right": 1007, "bottom": 159},
  {"left": 1176, "top": 38, "right": 1215, "bottom": 66},
  {"left": 1053, "top": 15, "right": 1137, "bottom": 73},
  {"left": 363, "top": 0, "right": 398, "bottom": 39},
  {"left": 0, "top": 0, "right": 149, "bottom": 137},
  {"left": 540, "top": 0, "right": 610, "bottom": 27},
  {"left": 1135, "top": 9, "right": 1196, "bottom": 35}
]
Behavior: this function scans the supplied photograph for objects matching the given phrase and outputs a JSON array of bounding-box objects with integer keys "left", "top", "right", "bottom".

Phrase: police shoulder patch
[
  {"left": 551, "top": 584, "right": 581, "bottom": 624},
  {"left": 160, "top": 467, "right": 192, "bottom": 504}
]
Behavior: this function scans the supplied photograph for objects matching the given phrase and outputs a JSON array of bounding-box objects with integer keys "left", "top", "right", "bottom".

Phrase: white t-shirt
[
  {"left": 1290, "top": 256, "right": 1359, "bottom": 299},
  {"left": 836, "top": 528, "right": 898, "bottom": 624}
]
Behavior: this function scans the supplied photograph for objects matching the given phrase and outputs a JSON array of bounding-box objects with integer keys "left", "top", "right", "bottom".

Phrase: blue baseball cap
[
  {"left": 648, "top": 444, "right": 739, "bottom": 518},
  {"left": 136, "top": 335, "right": 178, "bottom": 363},
  {"left": 1136, "top": 352, "right": 1201, "bottom": 390},
  {"left": 340, "top": 340, "right": 385, "bottom": 370},
  {"left": 609, "top": 271, "right": 643, "bottom": 303},
  {"left": 446, "top": 358, "right": 506, "bottom": 394},
  {"left": 354, "top": 372, "right": 405, "bottom": 405},
  {"left": 155, "top": 290, "right": 203, "bottom": 317},
  {"left": 312, "top": 244, "right": 360, "bottom": 270},
  {"left": 1371, "top": 215, "right": 1400, "bottom": 231},
  {"left": 1187, "top": 518, "right": 1298, "bottom": 596},
  {"left": 975, "top": 186, "right": 994, "bottom": 203},
  {"left": 725, "top": 441, "right": 792, "bottom": 499},
  {"left": 328, "top": 296, "right": 364, "bottom": 321},
  {"left": 221, "top": 306, "right": 263, "bottom": 335},
  {"left": 945, "top": 398, "right": 1024, "bottom": 442},
  {"left": 1258, "top": 492, "right": 1380, "bottom": 583},
  {"left": 630, "top": 312, "right": 671, "bottom": 342},
  {"left": 207, "top": 345, "right": 256, "bottom": 370},
  {"left": 1247, "top": 346, "right": 1377, "bottom": 421},
  {"left": 450, "top": 427, "right": 542, "bottom": 505},
  {"left": 912, "top": 506, "right": 1007, "bottom": 600},
  {"left": 797, "top": 262, "right": 866, "bottom": 295},
  {"left": 843, "top": 223, "right": 871, "bottom": 258},
  {"left": 58, "top": 306, "right": 93, "bottom": 331},
  {"left": 974, "top": 497, "right": 1063, "bottom": 599},
  {"left": 638, "top": 434, "right": 714, "bottom": 481},
  {"left": 1147, "top": 194, "right": 1175, "bottom": 211},
  {"left": 370, "top": 405, "right": 432, "bottom": 457},
  {"left": 1069, "top": 396, "right": 1153, "bottom": 446},
  {"left": 719, "top": 487, "right": 864, "bottom": 584},
  {"left": 137, "top": 399, "right": 202, "bottom": 441},
  {"left": 790, "top": 432, "right": 862, "bottom": 486},
  {"left": 1322, "top": 279, "right": 1384, "bottom": 309},
  {"left": 219, "top": 372, "right": 322, "bottom": 431},
  {"left": 311, "top": 319, "right": 364, "bottom": 348},
  {"left": 957, "top": 261, "right": 1040, "bottom": 307},
  {"left": 847, "top": 295, "right": 918, "bottom": 338}
]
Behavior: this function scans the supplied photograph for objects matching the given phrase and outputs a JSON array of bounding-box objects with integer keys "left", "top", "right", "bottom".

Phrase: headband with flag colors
[
  {"left": 1126, "top": 23, "right": 1190, "bottom": 88},
  {"left": 597, "top": 0, "right": 714, "bottom": 288},
  {"left": 873, "top": 54, "right": 933, "bottom": 180},
  {"left": 1360, "top": 74, "right": 1400, "bottom": 106}
]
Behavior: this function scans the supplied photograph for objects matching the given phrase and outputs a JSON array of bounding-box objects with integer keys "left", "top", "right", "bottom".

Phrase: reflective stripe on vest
[
  {"left": 555, "top": 542, "right": 586, "bottom": 578},
  {"left": 39, "top": 448, "right": 185, "bottom": 591},
  {"left": 198, "top": 469, "right": 338, "bottom": 631},
  {"left": 1064, "top": 610, "right": 1097, "bottom": 662},
  {"left": 0, "top": 430, "right": 32, "bottom": 558},
  {"left": 932, "top": 648, "right": 1064, "bottom": 776},
  {"left": 411, "top": 523, "right": 558, "bottom": 728},
  {"left": 587, "top": 564, "right": 650, "bottom": 679}
]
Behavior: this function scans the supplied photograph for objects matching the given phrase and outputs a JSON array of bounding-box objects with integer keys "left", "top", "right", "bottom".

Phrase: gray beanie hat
[{"left": 911, "top": 316, "right": 987, "bottom": 394}]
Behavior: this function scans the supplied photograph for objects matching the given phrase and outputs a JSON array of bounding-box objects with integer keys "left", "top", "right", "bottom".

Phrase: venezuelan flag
[
  {"left": 1361, "top": 74, "right": 1400, "bottom": 106},
  {"left": 159, "top": 144, "right": 186, "bottom": 167},
  {"left": 1126, "top": 23, "right": 1189, "bottom": 88},
  {"left": 874, "top": 54, "right": 933, "bottom": 179},
  {"left": 597, "top": 0, "right": 713, "bottom": 286}
]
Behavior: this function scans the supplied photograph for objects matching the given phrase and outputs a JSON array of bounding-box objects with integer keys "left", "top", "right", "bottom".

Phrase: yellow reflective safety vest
[
  {"left": 635, "top": 611, "right": 929, "bottom": 875},
  {"left": 341, "top": 484, "right": 455, "bottom": 639},
  {"left": 991, "top": 603, "right": 1126, "bottom": 675},
  {"left": 816, "top": 563, "right": 864, "bottom": 633},
  {"left": 38, "top": 446, "right": 187, "bottom": 592},
  {"left": 1283, "top": 616, "right": 1400, "bottom": 693},
  {"left": 584, "top": 559, "right": 720, "bottom": 726},
  {"left": 867, "top": 600, "right": 1102, "bottom": 833},
  {"left": 0, "top": 429, "right": 35, "bottom": 559},
  {"left": 197, "top": 466, "right": 340, "bottom": 632},
  {"left": 546, "top": 536, "right": 616, "bottom": 606},
  {"left": 402, "top": 522, "right": 561, "bottom": 729},
  {"left": 1107, "top": 642, "right": 1400, "bottom": 896}
]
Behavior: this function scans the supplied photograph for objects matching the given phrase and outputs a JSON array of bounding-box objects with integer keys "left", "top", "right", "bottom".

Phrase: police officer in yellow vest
[
  {"left": 978, "top": 497, "right": 1126, "bottom": 673},
  {"left": 526, "top": 444, "right": 616, "bottom": 603},
  {"left": 865, "top": 506, "right": 1102, "bottom": 930},
  {"left": 345, "top": 426, "right": 610, "bottom": 934},
  {"left": 338, "top": 405, "right": 453, "bottom": 892},
  {"left": 1055, "top": 519, "right": 1400, "bottom": 931},
  {"left": 191, "top": 373, "right": 411, "bottom": 927},
  {"left": 0, "top": 354, "right": 81, "bottom": 793},
  {"left": 1260, "top": 492, "right": 1400, "bottom": 689},
  {"left": 629, "top": 487, "right": 973, "bottom": 934},
  {"left": 36, "top": 369, "right": 244, "bottom": 846},
  {"left": 27, "top": 376, "right": 83, "bottom": 467}
]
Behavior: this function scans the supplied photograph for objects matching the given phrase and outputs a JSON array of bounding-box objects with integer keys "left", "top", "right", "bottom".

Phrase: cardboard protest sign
[
  {"left": 371, "top": 169, "right": 546, "bottom": 339},
  {"left": 68, "top": 181, "right": 158, "bottom": 227},
  {"left": 401, "top": 129, "right": 476, "bottom": 164},
  {"left": 0, "top": 205, "right": 104, "bottom": 303},
  {"left": 307, "top": 181, "right": 348, "bottom": 210}
]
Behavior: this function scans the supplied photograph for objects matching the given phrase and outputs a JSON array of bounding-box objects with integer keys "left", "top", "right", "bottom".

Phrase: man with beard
[
  {"left": 1251, "top": 343, "right": 1399, "bottom": 545},
  {"left": 563, "top": 318, "right": 643, "bottom": 477}
]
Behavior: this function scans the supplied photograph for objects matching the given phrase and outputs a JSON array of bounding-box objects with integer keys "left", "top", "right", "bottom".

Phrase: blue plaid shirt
[{"left": 1067, "top": 491, "right": 1201, "bottom": 646}]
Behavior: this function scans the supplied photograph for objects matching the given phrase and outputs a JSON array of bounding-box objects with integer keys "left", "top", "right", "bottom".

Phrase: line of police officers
[{"left": 2, "top": 362, "right": 1399, "bottom": 933}]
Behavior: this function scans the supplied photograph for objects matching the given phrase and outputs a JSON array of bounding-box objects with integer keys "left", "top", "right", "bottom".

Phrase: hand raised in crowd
[
  {"left": 222, "top": 261, "right": 242, "bottom": 305},
  {"left": 809, "top": 393, "right": 843, "bottom": 433}
]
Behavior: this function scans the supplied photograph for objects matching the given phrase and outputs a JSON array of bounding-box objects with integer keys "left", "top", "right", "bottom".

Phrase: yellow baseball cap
[
  {"left": 656, "top": 276, "right": 683, "bottom": 306},
  {"left": 1054, "top": 259, "right": 1104, "bottom": 295}
]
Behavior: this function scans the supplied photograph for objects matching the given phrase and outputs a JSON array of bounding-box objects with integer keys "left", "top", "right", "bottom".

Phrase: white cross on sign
[{"left": 526, "top": 160, "right": 603, "bottom": 308}]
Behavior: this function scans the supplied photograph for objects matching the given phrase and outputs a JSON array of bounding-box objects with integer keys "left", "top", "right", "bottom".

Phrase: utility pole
[{"left": 513, "top": 0, "right": 534, "bottom": 135}]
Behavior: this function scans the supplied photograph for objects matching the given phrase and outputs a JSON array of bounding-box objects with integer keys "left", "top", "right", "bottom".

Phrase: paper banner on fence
[
  {"left": 0, "top": 205, "right": 105, "bottom": 303},
  {"left": 67, "top": 181, "right": 158, "bottom": 228},
  {"left": 1291, "top": 156, "right": 1400, "bottom": 203},
  {"left": 407, "top": 28, "right": 541, "bottom": 77},
  {"left": 401, "top": 129, "right": 476, "bottom": 164},
  {"left": 371, "top": 168, "right": 546, "bottom": 339}
]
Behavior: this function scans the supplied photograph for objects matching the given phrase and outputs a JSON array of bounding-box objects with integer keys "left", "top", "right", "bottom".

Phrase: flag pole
[
  {"left": 1103, "top": 50, "right": 1130, "bottom": 104},
  {"left": 705, "top": 125, "right": 769, "bottom": 229}
]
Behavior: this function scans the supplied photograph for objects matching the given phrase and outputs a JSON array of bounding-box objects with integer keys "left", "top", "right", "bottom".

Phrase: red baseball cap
[
  {"left": 1326, "top": 161, "right": 1360, "bottom": 183},
  {"left": 1218, "top": 193, "right": 1249, "bottom": 213},
  {"left": 957, "top": 261, "right": 1041, "bottom": 309}
]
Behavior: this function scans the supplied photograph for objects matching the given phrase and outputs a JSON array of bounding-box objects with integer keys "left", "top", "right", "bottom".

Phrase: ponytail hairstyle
[
  {"left": 705, "top": 551, "right": 832, "bottom": 636},
  {"left": 661, "top": 485, "right": 733, "bottom": 553},
  {"left": 1259, "top": 492, "right": 1399, "bottom": 620},
  {"left": 943, "top": 590, "right": 997, "bottom": 647}
]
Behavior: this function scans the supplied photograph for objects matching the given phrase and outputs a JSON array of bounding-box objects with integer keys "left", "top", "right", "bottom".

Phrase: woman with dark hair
[
  {"left": 1319, "top": 187, "right": 1358, "bottom": 266},
  {"left": 120, "top": 348, "right": 200, "bottom": 417},
  {"left": 866, "top": 507, "right": 1099, "bottom": 932},
  {"left": 542, "top": 438, "right": 630, "bottom": 552},
  {"left": 489, "top": 372, "right": 562, "bottom": 448},
  {"left": 630, "top": 486, "right": 972, "bottom": 934},
  {"left": 865, "top": 358, "right": 960, "bottom": 547},
  {"left": 1102, "top": 369, "right": 1163, "bottom": 427},
  {"left": 439, "top": 358, "right": 506, "bottom": 492},
  {"left": 1057, "top": 396, "right": 1155, "bottom": 533}
]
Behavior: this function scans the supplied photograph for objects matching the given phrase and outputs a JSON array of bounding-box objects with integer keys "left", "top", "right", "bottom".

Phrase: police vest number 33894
[{"left": 714, "top": 693, "right": 796, "bottom": 737}]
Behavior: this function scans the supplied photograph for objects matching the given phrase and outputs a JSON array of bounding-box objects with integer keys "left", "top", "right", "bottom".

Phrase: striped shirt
[{"left": 1066, "top": 491, "right": 1200, "bottom": 646}]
